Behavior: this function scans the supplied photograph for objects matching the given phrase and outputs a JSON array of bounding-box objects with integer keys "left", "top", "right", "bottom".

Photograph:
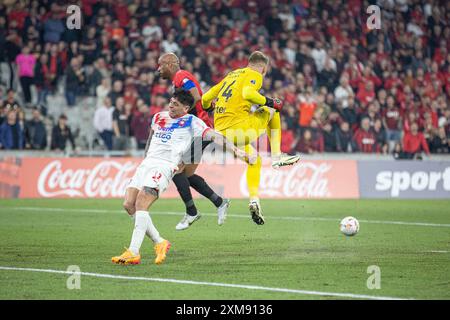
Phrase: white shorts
[{"left": 127, "top": 163, "right": 177, "bottom": 195}]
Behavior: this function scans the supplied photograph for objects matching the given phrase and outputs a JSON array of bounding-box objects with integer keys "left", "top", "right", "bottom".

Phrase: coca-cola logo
[
  {"left": 37, "top": 160, "right": 138, "bottom": 197},
  {"left": 239, "top": 162, "right": 332, "bottom": 198}
]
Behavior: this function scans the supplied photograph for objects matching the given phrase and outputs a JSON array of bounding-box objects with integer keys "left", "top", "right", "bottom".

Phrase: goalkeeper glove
[{"left": 264, "top": 97, "right": 283, "bottom": 112}]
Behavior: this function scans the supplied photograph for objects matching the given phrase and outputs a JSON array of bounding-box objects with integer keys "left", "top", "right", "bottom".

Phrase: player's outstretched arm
[
  {"left": 242, "top": 85, "right": 283, "bottom": 112},
  {"left": 242, "top": 85, "right": 266, "bottom": 105},
  {"left": 204, "top": 129, "right": 255, "bottom": 164},
  {"left": 144, "top": 128, "right": 154, "bottom": 157}
]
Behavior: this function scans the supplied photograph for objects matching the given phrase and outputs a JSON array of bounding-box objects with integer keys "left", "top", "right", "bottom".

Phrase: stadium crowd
[{"left": 0, "top": 0, "right": 449, "bottom": 158}]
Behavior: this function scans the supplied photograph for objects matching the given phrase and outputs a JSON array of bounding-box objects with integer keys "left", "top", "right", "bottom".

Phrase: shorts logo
[
  {"left": 152, "top": 173, "right": 162, "bottom": 182},
  {"left": 250, "top": 80, "right": 256, "bottom": 84}
]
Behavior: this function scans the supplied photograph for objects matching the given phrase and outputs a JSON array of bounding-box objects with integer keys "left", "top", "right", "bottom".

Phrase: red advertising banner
[{"left": 0, "top": 158, "right": 359, "bottom": 199}]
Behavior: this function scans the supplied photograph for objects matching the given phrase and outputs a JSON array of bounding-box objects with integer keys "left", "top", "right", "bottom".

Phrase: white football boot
[
  {"left": 217, "top": 199, "right": 230, "bottom": 226},
  {"left": 175, "top": 213, "right": 201, "bottom": 230},
  {"left": 272, "top": 153, "right": 300, "bottom": 169}
]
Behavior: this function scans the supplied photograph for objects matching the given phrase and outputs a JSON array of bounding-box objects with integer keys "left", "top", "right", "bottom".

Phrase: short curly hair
[{"left": 173, "top": 88, "right": 194, "bottom": 109}]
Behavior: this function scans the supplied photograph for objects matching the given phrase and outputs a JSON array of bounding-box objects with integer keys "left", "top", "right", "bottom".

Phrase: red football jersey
[{"left": 172, "top": 70, "right": 212, "bottom": 127}]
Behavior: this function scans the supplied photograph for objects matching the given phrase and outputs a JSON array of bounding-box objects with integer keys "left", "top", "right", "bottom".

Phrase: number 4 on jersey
[{"left": 219, "top": 81, "right": 236, "bottom": 102}]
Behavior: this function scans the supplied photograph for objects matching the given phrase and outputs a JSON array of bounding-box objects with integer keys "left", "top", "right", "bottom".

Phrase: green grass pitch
[{"left": 0, "top": 198, "right": 449, "bottom": 300}]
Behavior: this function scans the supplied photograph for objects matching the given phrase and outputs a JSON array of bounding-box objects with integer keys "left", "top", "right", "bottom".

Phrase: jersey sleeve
[
  {"left": 192, "top": 116, "right": 211, "bottom": 138},
  {"left": 242, "top": 71, "right": 266, "bottom": 105},
  {"left": 151, "top": 112, "right": 160, "bottom": 130},
  {"left": 201, "top": 78, "right": 225, "bottom": 109},
  {"left": 180, "top": 77, "right": 196, "bottom": 91},
  {"left": 174, "top": 71, "right": 196, "bottom": 91}
]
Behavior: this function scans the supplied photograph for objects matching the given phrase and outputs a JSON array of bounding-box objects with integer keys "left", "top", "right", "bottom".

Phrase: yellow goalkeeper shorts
[{"left": 217, "top": 107, "right": 272, "bottom": 146}]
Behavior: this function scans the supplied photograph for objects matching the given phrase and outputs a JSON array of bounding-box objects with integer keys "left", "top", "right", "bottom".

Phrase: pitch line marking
[
  {"left": 6, "top": 206, "right": 450, "bottom": 228},
  {"left": 0, "top": 266, "right": 412, "bottom": 300},
  {"left": 423, "top": 250, "right": 449, "bottom": 253}
]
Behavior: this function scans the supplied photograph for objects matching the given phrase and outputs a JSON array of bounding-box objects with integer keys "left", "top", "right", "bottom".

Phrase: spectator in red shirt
[
  {"left": 280, "top": 120, "right": 296, "bottom": 154},
  {"left": 230, "top": 50, "right": 247, "bottom": 70},
  {"left": 356, "top": 81, "right": 376, "bottom": 107},
  {"left": 383, "top": 70, "right": 403, "bottom": 91},
  {"left": 402, "top": 122, "right": 430, "bottom": 158},
  {"left": 114, "top": 0, "right": 131, "bottom": 28},
  {"left": 34, "top": 53, "right": 51, "bottom": 107},
  {"left": 295, "top": 128, "right": 323, "bottom": 154},
  {"left": 151, "top": 78, "right": 169, "bottom": 96},
  {"left": 355, "top": 65, "right": 379, "bottom": 92},
  {"left": 353, "top": 117, "right": 379, "bottom": 153},
  {"left": 130, "top": 102, "right": 152, "bottom": 149},
  {"left": 149, "top": 95, "right": 166, "bottom": 116},
  {"left": 382, "top": 95, "right": 403, "bottom": 151},
  {"left": 8, "top": 3, "right": 28, "bottom": 31}
]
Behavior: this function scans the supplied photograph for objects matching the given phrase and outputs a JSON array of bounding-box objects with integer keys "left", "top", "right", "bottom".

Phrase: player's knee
[
  {"left": 123, "top": 201, "right": 135, "bottom": 215},
  {"left": 135, "top": 187, "right": 158, "bottom": 210},
  {"left": 172, "top": 174, "right": 188, "bottom": 192},
  {"left": 177, "top": 163, "right": 185, "bottom": 174}
]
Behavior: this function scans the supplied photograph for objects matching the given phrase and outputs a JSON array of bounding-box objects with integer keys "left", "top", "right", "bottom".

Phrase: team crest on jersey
[
  {"left": 250, "top": 79, "right": 256, "bottom": 84},
  {"left": 169, "top": 116, "right": 192, "bottom": 129}
]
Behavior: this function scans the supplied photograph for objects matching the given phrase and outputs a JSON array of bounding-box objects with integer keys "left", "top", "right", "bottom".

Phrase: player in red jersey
[{"left": 157, "top": 53, "right": 230, "bottom": 229}]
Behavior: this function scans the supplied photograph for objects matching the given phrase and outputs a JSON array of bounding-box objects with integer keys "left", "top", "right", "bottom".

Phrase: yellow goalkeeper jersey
[{"left": 202, "top": 67, "right": 267, "bottom": 131}]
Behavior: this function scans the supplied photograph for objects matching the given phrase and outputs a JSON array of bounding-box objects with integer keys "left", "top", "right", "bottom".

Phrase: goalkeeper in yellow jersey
[{"left": 201, "top": 51, "right": 300, "bottom": 225}]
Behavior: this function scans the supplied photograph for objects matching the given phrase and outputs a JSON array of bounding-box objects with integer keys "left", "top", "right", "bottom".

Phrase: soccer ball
[{"left": 340, "top": 216, "right": 360, "bottom": 236}]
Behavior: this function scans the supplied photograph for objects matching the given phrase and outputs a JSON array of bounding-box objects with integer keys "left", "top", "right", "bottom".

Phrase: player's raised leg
[{"left": 263, "top": 106, "right": 300, "bottom": 168}]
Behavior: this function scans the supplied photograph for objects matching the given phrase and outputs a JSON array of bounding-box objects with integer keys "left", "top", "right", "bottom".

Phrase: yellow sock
[
  {"left": 267, "top": 111, "right": 281, "bottom": 157},
  {"left": 244, "top": 144, "right": 261, "bottom": 199}
]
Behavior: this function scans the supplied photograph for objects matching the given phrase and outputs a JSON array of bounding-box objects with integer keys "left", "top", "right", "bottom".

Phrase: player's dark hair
[
  {"left": 248, "top": 51, "right": 269, "bottom": 65},
  {"left": 173, "top": 88, "right": 194, "bottom": 109}
]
